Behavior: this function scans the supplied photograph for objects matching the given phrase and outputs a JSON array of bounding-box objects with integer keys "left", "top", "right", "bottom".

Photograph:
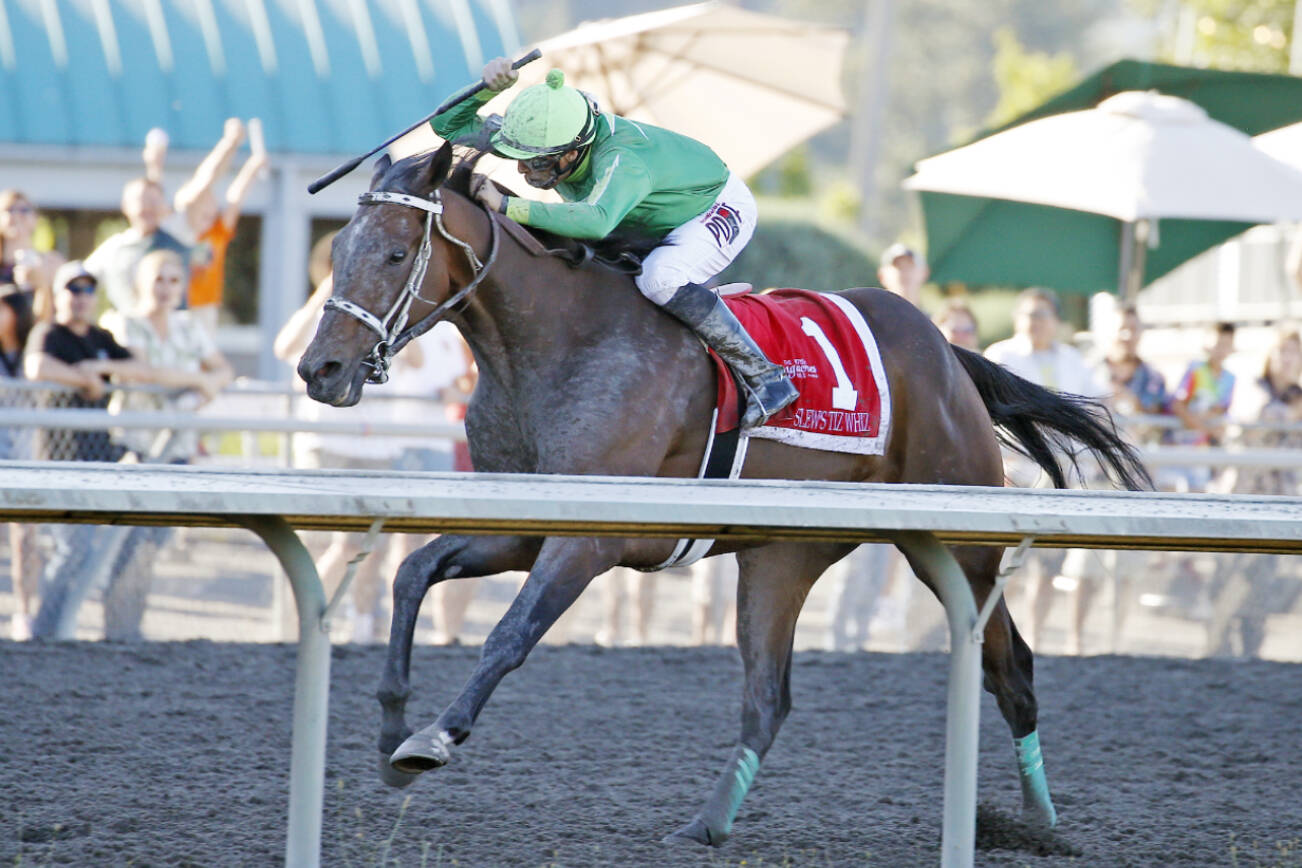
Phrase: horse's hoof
[
  {"left": 378, "top": 753, "right": 420, "bottom": 788},
  {"left": 661, "top": 816, "right": 725, "bottom": 848},
  {"left": 1022, "top": 800, "right": 1058, "bottom": 829},
  {"left": 389, "top": 726, "right": 454, "bottom": 774}
]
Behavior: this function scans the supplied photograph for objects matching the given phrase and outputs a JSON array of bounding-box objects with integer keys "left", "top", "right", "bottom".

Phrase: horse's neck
[{"left": 452, "top": 213, "right": 658, "bottom": 394}]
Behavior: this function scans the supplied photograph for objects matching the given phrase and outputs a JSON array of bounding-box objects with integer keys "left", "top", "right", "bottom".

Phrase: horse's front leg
[
  {"left": 389, "top": 535, "right": 620, "bottom": 774},
  {"left": 377, "top": 533, "right": 542, "bottom": 787}
]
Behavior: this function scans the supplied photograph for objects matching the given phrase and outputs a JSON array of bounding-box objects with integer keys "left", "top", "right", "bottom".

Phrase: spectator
[
  {"left": 597, "top": 566, "right": 659, "bottom": 647},
  {"left": 1, "top": 290, "right": 38, "bottom": 640},
  {"left": 877, "top": 243, "right": 929, "bottom": 307},
  {"left": 0, "top": 189, "right": 64, "bottom": 320},
  {"left": 96, "top": 249, "right": 235, "bottom": 639},
  {"left": 1224, "top": 325, "right": 1302, "bottom": 495},
  {"left": 84, "top": 177, "right": 190, "bottom": 315},
  {"left": 692, "top": 555, "right": 737, "bottom": 646},
  {"left": 25, "top": 262, "right": 176, "bottom": 639},
  {"left": 159, "top": 119, "right": 269, "bottom": 334},
  {"left": 985, "top": 289, "right": 1102, "bottom": 398},
  {"left": 1170, "top": 322, "right": 1237, "bottom": 450},
  {"left": 1207, "top": 325, "right": 1302, "bottom": 656},
  {"left": 1101, "top": 304, "right": 1167, "bottom": 420},
  {"left": 1051, "top": 304, "right": 1168, "bottom": 655},
  {"left": 1152, "top": 323, "right": 1238, "bottom": 627},
  {"left": 986, "top": 288, "right": 1105, "bottom": 653},
  {"left": 823, "top": 543, "right": 912, "bottom": 652},
  {"left": 933, "top": 298, "right": 981, "bottom": 351}
]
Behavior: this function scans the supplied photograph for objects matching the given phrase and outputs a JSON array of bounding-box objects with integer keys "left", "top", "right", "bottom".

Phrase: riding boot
[{"left": 661, "top": 283, "right": 799, "bottom": 430}]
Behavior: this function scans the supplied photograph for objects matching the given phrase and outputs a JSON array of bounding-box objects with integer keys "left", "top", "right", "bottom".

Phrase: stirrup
[{"left": 741, "top": 373, "right": 799, "bottom": 430}]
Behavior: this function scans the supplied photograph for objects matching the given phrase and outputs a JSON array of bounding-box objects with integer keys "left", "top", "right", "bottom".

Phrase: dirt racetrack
[{"left": 2, "top": 641, "right": 1300, "bottom": 867}]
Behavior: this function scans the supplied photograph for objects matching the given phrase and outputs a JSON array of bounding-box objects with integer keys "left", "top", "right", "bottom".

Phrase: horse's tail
[{"left": 951, "top": 345, "right": 1153, "bottom": 491}]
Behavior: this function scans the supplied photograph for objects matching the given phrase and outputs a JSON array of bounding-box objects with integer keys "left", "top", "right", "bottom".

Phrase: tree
[
  {"left": 1131, "top": 0, "right": 1294, "bottom": 72},
  {"left": 985, "top": 28, "right": 1080, "bottom": 129}
]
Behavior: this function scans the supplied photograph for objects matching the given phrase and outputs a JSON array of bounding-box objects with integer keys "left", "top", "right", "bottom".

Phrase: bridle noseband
[{"left": 324, "top": 188, "right": 499, "bottom": 383}]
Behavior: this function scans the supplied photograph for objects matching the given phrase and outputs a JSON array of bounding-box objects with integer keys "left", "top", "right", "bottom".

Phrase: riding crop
[{"left": 307, "top": 48, "right": 542, "bottom": 195}]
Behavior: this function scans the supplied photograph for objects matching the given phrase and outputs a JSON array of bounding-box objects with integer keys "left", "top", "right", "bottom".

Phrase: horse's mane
[{"left": 382, "top": 143, "right": 661, "bottom": 271}]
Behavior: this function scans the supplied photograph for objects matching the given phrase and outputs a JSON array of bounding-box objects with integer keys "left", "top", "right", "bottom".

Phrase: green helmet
[{"left": 492, "top": 69, "right": 597, "bottom": 160}]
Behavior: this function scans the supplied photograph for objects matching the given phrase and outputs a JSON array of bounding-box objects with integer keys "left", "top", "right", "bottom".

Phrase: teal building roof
[{"left": 0, "top": 0, "right": 519, "bottom": 154}]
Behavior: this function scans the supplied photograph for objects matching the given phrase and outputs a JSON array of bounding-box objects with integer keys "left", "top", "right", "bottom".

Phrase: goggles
[{"left": 521, "top": 153, "right": 561, "bottom": 173}]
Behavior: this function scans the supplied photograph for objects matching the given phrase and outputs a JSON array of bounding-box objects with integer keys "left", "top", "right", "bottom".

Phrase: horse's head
[{"left": 298, "top": 142, "right": 489, "bottom": 406}]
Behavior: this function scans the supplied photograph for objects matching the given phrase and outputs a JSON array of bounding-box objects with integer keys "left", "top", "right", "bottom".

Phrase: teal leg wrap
[
  {"left": 700, "top": 745, "right": 760, "bottom": 840},
  {"left": 1014, "top": 730, "right": 1057, "bottom": 827}
]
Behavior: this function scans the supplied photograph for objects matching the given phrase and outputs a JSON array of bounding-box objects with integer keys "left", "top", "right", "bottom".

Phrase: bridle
[{"left": 323, "top": 188, "right": 499, "bottom": 383}]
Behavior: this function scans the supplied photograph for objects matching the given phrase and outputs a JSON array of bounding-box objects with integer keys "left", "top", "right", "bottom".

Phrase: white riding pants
[{"left": 634, "top": 172, "right": 758, "bottom": 305}]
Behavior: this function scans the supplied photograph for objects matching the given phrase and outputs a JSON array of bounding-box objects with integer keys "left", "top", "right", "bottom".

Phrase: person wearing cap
[
  {"left": 25, "top": 262, "right": 144, "bottom": 439},
  {"left": 431, "top": 58, "right": 797, "bottom": 430},
  {"left": 877, "top": 243, "right": 930, "bottom": 308},
  {"left": 26, "top": 261, "right": 222, "bottom": 639}
]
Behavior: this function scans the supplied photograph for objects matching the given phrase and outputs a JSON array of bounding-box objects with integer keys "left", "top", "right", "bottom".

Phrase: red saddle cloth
[{"left": 711, "top": 288, "right": 892, "bottom": 455}]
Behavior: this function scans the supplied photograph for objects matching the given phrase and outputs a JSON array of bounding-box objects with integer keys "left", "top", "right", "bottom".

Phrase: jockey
[{"left": 432, "top": 57, "right": 798, "bottom": 431}]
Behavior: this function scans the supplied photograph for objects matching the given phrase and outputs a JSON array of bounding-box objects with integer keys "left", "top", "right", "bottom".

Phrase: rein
[{"left": 324, "top": 188, "right": 499, "bottom": 383}]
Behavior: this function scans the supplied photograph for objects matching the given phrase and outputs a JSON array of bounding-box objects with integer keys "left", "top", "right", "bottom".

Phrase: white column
[
  {"left": 259, "top": 160, "right": 311, "bottom": 381},
  {"left": 891, "top": 531, "right": 982, "bottom": 868},
  {"left": 240, "top": 515, "right": 330, "bottom": 868}
]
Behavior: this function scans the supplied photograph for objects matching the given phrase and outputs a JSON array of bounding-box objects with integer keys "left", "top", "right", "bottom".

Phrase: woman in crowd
[
  {"left": 0, "top": 189, "right": 63, "bottom": 318},
  {"left": 99, "top": 249, "right": 233, "bottom": 638},
  {"left": 932, "top": 298, "right": 981, "bottom": 351},
  {"left": 1208, "top": 326, "right": 1302, "bottom": 656}
]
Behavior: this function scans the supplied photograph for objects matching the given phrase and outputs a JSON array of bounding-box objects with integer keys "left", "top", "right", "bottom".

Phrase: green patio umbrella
[
  {"left": 973, "top": 59, "right": 1302, "bottom": 142},
  {"left": 910, "top": 61, "right": 1302, "bottom": 296}
]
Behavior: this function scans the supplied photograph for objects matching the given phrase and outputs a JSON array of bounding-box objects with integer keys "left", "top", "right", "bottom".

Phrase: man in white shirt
[
  {"left": 985, "top": 288, "right": 1107, "bottom": 655},
  {"left": 84, "top": 178, "right": 191, "bottom": 314},
  {"left": 985, "top": 288, "right": 1104, "bottom": 400}
]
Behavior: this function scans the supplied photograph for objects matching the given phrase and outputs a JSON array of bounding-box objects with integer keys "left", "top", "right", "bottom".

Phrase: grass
[
  {"left": 333, "top": 780, "right": 439, "bottom": 868},
  {"left": 1229, "top": 833, "right": 1302, "bottom": 868}
]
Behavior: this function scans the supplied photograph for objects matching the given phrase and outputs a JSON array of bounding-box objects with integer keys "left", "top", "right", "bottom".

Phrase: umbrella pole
[
  {"left": 1117, "top": 221, "right": 1134, "bottom": 299},
  {"left": 1118, "top": 220, "right": 1150, "bottom": 301}
]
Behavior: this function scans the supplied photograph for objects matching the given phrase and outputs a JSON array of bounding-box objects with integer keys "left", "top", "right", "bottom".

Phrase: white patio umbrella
[
  {"left": 903, "top": 91, "right": 1302, "bottom": 297},
  {"left": 395, "top": 1, "right": 848, "bottom": 192},
  {"left": 1255, "top": 122, "right": 1302, "bottom": 170},
  {"left": 500, "top": 2, "right": 849, "bottom": 179}
]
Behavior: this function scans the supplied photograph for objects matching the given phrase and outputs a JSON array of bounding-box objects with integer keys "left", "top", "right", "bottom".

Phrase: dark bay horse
[{"left": 298, "top": 143, "right": 1149, "bottom": 847}]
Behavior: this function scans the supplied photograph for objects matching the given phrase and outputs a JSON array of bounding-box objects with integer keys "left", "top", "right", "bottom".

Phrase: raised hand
[{"left": 481, "top": 57, "right": 518, "bottom": 92}]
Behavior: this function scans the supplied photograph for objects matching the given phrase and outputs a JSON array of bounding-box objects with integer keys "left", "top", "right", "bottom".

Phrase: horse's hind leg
[
  {"left": 377, "top": 533, "right": 541, "bottom": 787},
  {"left": 940, "top": 545, "right": 1057, "bottom": 828},
  {"left": 666, "top": 542, "right": 852, "bottom": 847}
]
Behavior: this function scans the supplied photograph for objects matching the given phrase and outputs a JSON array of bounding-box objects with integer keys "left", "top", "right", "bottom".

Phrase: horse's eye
[{"left": 388, "top": 249, "right": 407, "bottom": 264}]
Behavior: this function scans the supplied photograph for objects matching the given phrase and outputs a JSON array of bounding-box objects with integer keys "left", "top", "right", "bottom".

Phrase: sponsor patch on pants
[{"left": 702, "top": 203, "right": 741, "bottom": 248}]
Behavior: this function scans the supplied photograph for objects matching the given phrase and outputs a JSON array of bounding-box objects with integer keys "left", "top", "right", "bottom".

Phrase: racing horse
[{"left": 298, "top": 142, "right": 1149, "bottom": 847}]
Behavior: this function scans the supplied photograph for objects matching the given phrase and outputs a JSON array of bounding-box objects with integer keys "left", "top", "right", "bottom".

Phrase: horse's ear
[
  {"left": 370, "top": 153, "right": 393, "bottom": 190},
  {"left": 425, "top": 142, "right": 455, "bottom": 190}
]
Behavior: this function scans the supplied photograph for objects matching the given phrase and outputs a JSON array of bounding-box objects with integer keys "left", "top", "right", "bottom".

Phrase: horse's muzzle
[{"left": 298, "top": 353, "right": 366, "bottom": 407}]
